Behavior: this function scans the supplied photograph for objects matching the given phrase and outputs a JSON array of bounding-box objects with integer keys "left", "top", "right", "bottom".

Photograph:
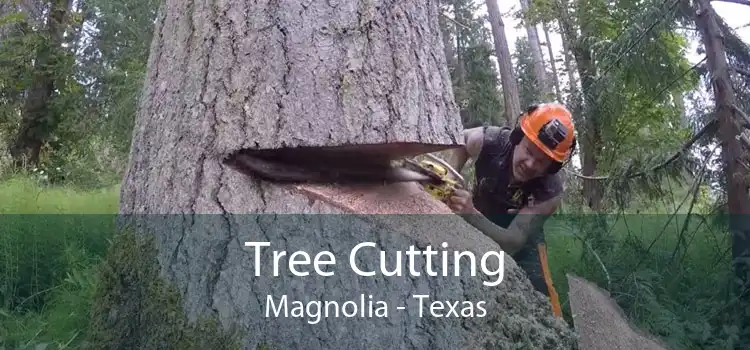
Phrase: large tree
[
  {"left": 693, "top": 0, "right": 750, "bottom": 344},
  {"left": 89, "top": 0, "right": 577, "bottom": 348}
]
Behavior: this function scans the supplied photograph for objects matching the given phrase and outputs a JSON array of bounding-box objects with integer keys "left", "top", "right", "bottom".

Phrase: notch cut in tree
[{"left": 107, "top": 0, "right": 578, "bottom": 349}]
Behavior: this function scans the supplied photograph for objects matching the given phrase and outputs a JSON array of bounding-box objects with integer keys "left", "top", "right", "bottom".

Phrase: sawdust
[
  {"left": 291, "top": 182, "right": 498, "bottom": 253},
  {"left": 567, "top": 274, "right": 668, "bottom": 350},
  {"left": 288, "top": 181, "right": 578, "bottom": 349},
  {"left": 293, "top": 182, "right": 454, "bottom": 214}
]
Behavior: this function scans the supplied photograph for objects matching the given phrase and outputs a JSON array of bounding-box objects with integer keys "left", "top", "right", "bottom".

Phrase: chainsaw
[
  {"left": 398, "top": 154, "right": 466, "bottom": 202},
  {"left": 224, "top": 147, "right": 467, "bottom": 203}
]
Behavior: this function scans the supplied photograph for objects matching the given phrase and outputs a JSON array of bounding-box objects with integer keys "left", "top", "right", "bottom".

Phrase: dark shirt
[{"left": 471, "top": 126, "right": 563, "bottom": 255}]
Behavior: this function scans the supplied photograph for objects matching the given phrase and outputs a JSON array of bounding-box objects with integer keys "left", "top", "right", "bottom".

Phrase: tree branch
[
  {"left": 566, "top": 119, "right": 719, "bottom": 180},
  {"left": 440, "top": 12, "right": 471, "bottom": 30}
]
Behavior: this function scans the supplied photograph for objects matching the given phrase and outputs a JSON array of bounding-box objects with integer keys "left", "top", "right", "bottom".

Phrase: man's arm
[
  {"left": 498, "top": 174, "right": 565, "bottom": 253},
  {"left": 503, "top": 195, "right": 561, "bottom": 251},
  {"left": 445, "top": 127, "right": 484, "bottom": 175},
  {"left": 460, "top": 194, "right": 561, "bottom": 255}
]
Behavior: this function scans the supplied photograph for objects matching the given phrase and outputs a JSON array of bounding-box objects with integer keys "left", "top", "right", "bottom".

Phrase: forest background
[{"left": 1, "top": 0, "right": 750, "bottom": 349}]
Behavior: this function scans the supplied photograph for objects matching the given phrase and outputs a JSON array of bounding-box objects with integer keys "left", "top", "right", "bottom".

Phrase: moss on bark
[{"left": 85, "top": 228, "right": 241, "bottom": 350}]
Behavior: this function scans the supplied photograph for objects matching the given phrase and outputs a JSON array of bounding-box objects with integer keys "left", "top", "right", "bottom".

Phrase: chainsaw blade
[
  {"left": 400, "top": 158, "right": 446, "bottom": 183},
  {"left": 225, "top": 152, "right": 433, "bottom": 185}
]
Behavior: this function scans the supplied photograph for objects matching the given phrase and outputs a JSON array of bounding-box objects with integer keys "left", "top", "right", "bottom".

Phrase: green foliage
[
  {"left": 0, "top": 178, "right": 118, "bottom": 349},
  {"left": 459, "top": 44, "right": 504, "bottom": 126},
  {"left": 0, "top": 178, "right": 117, "bottom": 313},
  {"left": 445, "top": 0, "right": 504, "bottom": 127},
  {"left": 0, "top": 0, "right": 157, "bottom": 185},
  {"left": 0, "top": 16, "right": 38, "bottom": 132},
  {"left": 1, "top": 243, "right": 100, "bottom": 349},
  {"left": 546, "top": 207, "right": 738, "bottom": 350},
  {"left": 0, "top": 178, "right": 240, "bottom": 349},
  {"left": 526, "top": 0, "right": 703, "bottom": 213},
  {"left": 81, "top": 0, "right": 159, "bottom": 154}
]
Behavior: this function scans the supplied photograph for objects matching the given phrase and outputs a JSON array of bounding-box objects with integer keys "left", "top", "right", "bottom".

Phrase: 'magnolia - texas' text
[{"left": 265, "top": 294, "right": 487, "bottom": 324}]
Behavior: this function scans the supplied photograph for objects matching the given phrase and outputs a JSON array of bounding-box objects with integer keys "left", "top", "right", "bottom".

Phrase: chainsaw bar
[
  {"left": 400, "top": 159, "right": 444, "bottom": 182},
  {"left": 225, "top": 152, "right": 434, "bottom": 185}
]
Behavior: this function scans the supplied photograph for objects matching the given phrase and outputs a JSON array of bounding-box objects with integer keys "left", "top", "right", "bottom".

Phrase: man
[{"left": 444, "top": 103, "right": 577, "bottom": 318}]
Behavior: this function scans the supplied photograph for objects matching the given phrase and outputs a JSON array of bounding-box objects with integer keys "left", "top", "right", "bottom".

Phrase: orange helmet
[{"left": 518, "top": 103, "right": 576, "bottom": 163}]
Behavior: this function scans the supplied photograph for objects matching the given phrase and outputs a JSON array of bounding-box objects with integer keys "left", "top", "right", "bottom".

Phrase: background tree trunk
[
  {"left": 10, "top": 0, "right": 72, "bottom": 167},
  {"left": 559, "top": 23, "right": 578, "bottom": 101},
  {"left": 485, "top": 0, "right": 521, "bottom": 125},
  {"left": 453, "top": 0, "right": 466, "bottom": 87},
  {"left": 438, "top": 1, "right": 456, "bottom": 73},
  {"left": 542, "top": 22, "right": 563, "bottom": 102},
  {"left": 555, "top": 0, "right": 603, "bottom": 211},
  {"left": 519, "top": 0, "right": 551, "bottom": 101},
  {"left": 108, "top": 0, "right": 577, "bottom": 349},
  {"left": 694, "top": 0, "right": 750, "bottom": 345}
]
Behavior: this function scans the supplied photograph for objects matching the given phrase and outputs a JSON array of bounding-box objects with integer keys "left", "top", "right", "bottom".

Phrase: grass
[
  {"left": 0, "top": 177, "right": 119, "bottom": 214},
  {"left": 0, "top": 176, "right": 119, "bottom": 349},
  {"left": 0, "top": 175, "right": 738, "bottom": 350},
  {"left": 544, "top": 212, "right": 736, "bottom": 350}
]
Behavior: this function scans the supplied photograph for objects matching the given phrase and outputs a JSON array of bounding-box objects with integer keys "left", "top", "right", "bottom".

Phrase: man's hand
[
  {"left": 447, "top": 189, "right": 477, "bottom": 214},
  {"left": 447, "top": 190, "right": 560, "bottom": 255}
]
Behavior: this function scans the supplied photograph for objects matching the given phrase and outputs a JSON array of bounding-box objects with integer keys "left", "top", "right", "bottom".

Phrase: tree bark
[
  {"left": 112, "top": 0, "right": 577, "bottom": 349},
  {"left": 485, "top": 0, "right": 521, "bottom": 125},
  {"left": 120, "top": 0, "right": 467, "bottom": 214},
  {"left": 694, "top": 1, "right": 750, "bottom": 345}
]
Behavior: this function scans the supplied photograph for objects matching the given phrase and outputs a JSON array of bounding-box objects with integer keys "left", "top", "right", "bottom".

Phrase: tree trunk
[
  {"left": 485, "top": 0, "right": 521, "bottom": 125},
  {"left": 438, "top": 1, "right": 456, "bottom": 73},
  {"left": 120, "top": 0, "right": 469, "bottom": 215},
  {"left": 10, "top": 0, "right": 71, "bottom": 167},
  {"left": 542, "top": 22, "right": 563, "bottom": 102},
  {"left": 576, "top": 51, "right": 603, "bottom": 211},
  {"left": 519, "top": 0, "right": 550, "bottom": 101},
  {"left": 105, "top": 1, "right": 578, "bottom": 349},
  {"left": 559, "top": 24, "right": 578, "bottom": 100},
  {"left": 555, "top": 2, "right": 603, "bottom": 211},
  {"left": 453, "top": 0, "right": 466, "bottom": 87},
  {"left": 694, "top": 1, "right": 750, "bottom": 345}
]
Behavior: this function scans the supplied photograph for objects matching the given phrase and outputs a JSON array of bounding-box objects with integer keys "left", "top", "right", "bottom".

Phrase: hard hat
[{"left": 518, "top": 103, "right": 576, "bottom": 163}]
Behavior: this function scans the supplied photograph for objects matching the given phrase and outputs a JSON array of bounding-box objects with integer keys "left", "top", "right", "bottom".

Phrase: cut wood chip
[{"left": 567, "top": 273, "right": 668, "bottom": 350}]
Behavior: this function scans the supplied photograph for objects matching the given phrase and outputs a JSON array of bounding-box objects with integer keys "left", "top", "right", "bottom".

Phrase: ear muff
[
  {"left": 546, "top": 135, "right": 576, "bottom": 174},
  {"left": 509, "top": 126, "right": 523, "bottom": 145}
]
